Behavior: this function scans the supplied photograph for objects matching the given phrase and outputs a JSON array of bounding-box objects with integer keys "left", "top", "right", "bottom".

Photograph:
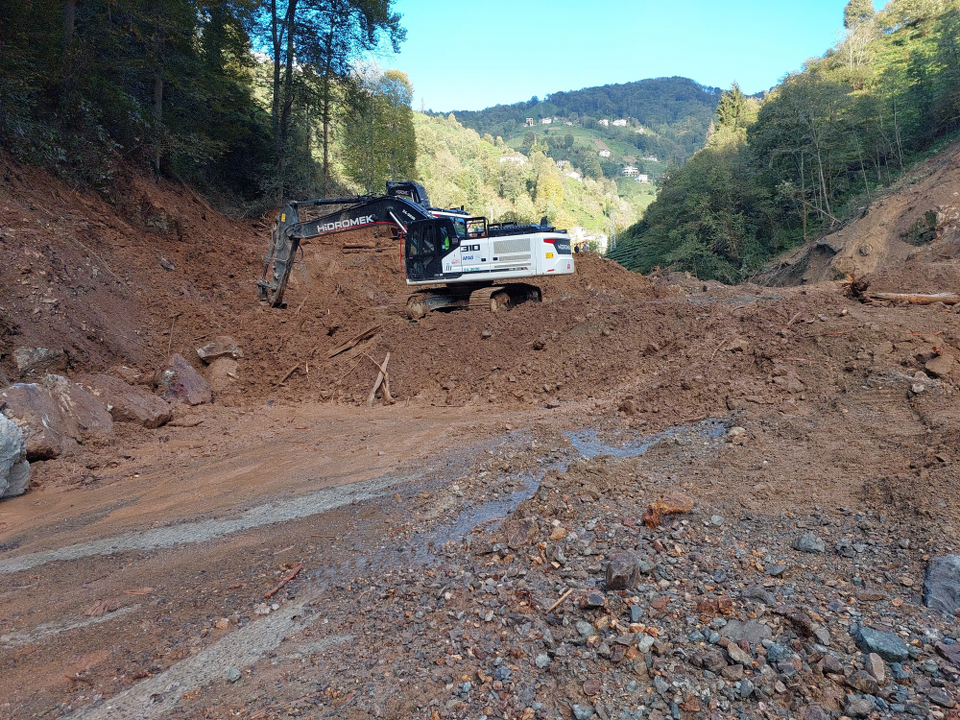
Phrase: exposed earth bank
[{"left": 1, "top": 152, "right": 959, "bottom": 720}]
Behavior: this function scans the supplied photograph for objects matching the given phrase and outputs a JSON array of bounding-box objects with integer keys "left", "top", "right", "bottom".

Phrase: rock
[
  {"left": 846, "top": 669, "right": 879, "bottom": 694},
  {"left": 802, "top": 705, "right": 831, "bottom": 720},
  {"left": 642, "top": 494, "right": 695, "bottom": 528},
  {"left": 197, "top": 336, "right": 243, "bottom": 364},
  {"left": 937, "top": 641, "right": 960, "bottom": 665},
  {"left": 720, "top": 619, "right": 773, "bottom": 645},
  {"left": 865, "top": 653, "right": 885, "bottom": 683},
  {"left": 1, "top": 382, "right": 77, "bottom": 459},
  {"left": 844, "top": 695, "right": 876, "bottom": 718},
  {"left": 503, "top": 518, "right": 537, "bottom": 550},
  {"left": 700, "top": 648, "right": 728, "bottom": 673},
  {"left": 571, "top": 705, "right": 595, "bottom": 720},
  {"left": 581, "top": 591, "right": 606, "bottom": 609},
  {"left": 226, "top": 667, "right": 241, "bottom": 683},
  {"left": 853, "top": 626, "right": 910, "bottom": 662},
  {"left": 13, "top": 347, "right": 66, "bottom": 377},
  {"left": 42, "top": 374, "right": 113, "bottom": 439},
  {"left": 618, "top": 399, "right": 638, "bottom": 416},
  {"left": 155, "top": 354, "right": 212, "bottom": 405},
  {"left": 76, "top": 374, "right": 172, "bottom": 429},
  {"left": 793, "top": 532, "right": 826, "bottom": 553},
  {"left": 923, "top": 555, "right": 960, "bottom": 616},
  {"left": 927, "top": 687, "right": 956, "bottom": 708},
  {"left": 724, "top": 641, "right": 752, "bottom": 666},
  {"left": 534, "top": 653, "right": 551, "bottom": 668},
  {"left": 925, "top": 353, "right": 956, "bottom": 378},
  {"left": 0, "top": 413, "right": 30, "bottom": 498},
  {"left": 739, "top": 678, "right": 755, "bottom": 698},
  {"left": 741, "top": 584, "right": 777, "bottom": 605},
  {"left": 206, "top": 358, "right": 239, "bottom": 397},
  {"left": 605, "top": 552, "right": 641, "bottom": 590}
]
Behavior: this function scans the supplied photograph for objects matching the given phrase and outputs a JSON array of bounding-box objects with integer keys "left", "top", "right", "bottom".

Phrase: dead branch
[
  {"left": 264, "top": 562, "right": 303, "bottom": 599},
  {"left": 327, "top": 323, "right": 383, "bottom": 359},
  {"left": 277, "top": 363, "right": 300, "bottom": 385},
  {"left": 545, "top": 588, "right": 574, "bottom": 613},
  {"left": 366, "top": 352, "right": 392, "bottom": 406}
]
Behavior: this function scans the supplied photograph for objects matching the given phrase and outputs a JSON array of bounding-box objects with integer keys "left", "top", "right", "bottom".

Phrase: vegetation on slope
[{"left": 609, "top": 0, "right": 960, "bottom": 283}]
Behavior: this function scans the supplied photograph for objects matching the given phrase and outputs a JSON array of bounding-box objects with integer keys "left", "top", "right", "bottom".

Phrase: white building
[
  {"left": 636, "top": 174, "right": 650, "bottom": 184},
  {"left": 621, "top": 165, "right": 639, "bottom": 177},
  {"left": 499, "top": 155, "right": 526, "bottom": 165},
  {"left": 612, "top": 119, "right": 628, "bottom": 127},
  {"left": 597, "top": 119, "right": 609, "bottom": 127},
  {"left": 565, "top": 171, "right": 582, "bottom": 182},
  {"left": 599, "top": 150, "right": 611, "bottom": 158},
  {"left": 540, "top": 117, "right": 552, "bottom": 125}
]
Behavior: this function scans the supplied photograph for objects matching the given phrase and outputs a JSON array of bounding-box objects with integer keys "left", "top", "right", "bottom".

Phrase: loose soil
[{"left": 0, "top": 149, "right": 959, "bottom": 720}]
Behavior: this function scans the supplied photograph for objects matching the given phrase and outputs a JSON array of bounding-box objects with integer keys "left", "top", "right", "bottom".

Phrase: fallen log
[
  {"left": 327, "top": 323, "right": 383, "bottom": 358},
  {"left": 868, "top": 292, "right": 960, "bottom": 305},
  {"left": 366, "top": 352, "right": 393, "bottom": 406}
]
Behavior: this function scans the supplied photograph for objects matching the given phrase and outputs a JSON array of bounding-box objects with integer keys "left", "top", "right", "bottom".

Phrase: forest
[
  {"left": 608, "top": 0, "right": 960, "bottom": 282},
  {"left": 0, "top": 0, "right": 414, "bottom": 207}
]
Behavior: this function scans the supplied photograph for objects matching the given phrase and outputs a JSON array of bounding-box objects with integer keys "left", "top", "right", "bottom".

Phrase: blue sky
[{"left": 381, "top": 0, "right": 883, "bottom": 112}]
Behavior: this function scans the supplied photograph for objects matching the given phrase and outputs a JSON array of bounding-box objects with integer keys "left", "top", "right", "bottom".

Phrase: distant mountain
[{"left": 449, "top": 77, "right": 722, "bottom": 164}]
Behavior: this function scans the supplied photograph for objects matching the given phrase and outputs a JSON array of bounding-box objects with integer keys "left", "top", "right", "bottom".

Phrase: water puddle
[{"left": 567, "top": 417, "right": 728, "bottom": 459}]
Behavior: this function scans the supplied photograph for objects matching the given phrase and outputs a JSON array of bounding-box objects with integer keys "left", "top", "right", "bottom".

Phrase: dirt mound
[{"left": 758, "top": 139, "right": 960, "bottom": 289}]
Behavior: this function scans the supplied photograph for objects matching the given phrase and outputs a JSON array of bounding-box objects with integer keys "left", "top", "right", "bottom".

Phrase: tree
[
  {"left": 844, "top": 0, "right": 876, "bottom": 29},
  {"left": 342, "top": 67, "right": 416, "bottom": 193}
]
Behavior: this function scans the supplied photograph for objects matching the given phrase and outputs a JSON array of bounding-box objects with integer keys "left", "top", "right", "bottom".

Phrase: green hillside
[
  {"left": 414, "top": 112, "right": 656, "bottom": 242},
  {"left": 608, "top": 0, "right": 960, "bottom": 283}
]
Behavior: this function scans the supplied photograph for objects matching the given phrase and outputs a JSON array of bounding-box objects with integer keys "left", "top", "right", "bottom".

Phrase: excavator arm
[{"left": 257, "top": 182, "right": 437, "bottom": 308}]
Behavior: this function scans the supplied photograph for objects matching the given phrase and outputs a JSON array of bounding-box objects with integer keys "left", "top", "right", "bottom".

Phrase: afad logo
[{"left": 320, "top": 215, "right": 375, "bottom": 232}]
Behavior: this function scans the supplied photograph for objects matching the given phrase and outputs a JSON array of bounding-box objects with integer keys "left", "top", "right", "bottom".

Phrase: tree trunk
[{"left": 63, "top": 0, "right": 76, "bottom": 47}]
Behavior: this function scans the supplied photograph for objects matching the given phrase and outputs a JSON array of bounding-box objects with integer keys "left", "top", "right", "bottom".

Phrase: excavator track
[{"left": 405, "top": 283, "right": 542, "bottom": 319}]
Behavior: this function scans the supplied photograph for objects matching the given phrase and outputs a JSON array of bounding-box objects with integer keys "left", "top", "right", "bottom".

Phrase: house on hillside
[
  {"left": 499, "top": 155, "right": 526, "bottom": 165},
  {"left": 525, "top": 118, "right": 535, "bottom": 127},
  {"left": 621, "top": 165, "right": 639, "bottom": 177},
  {"left": 636, "top": 174, "right": 650, "bottom": 184},
  {"left": 540, "top": 118, "right": 552, "bottom": 125},
  {"left": 565, "top": 171, "right": 582, "bottom": 182},
  {"left": 643, "top": 155, "right": 658, "bottom": 162},
  {"left": 599, "top": 150, "right": 611, "bottom": 158},
  {"left": 597, "top": 119, "right": 610, "bottom": 127},
  {"left": 612, "top": 119, "right": 628, "bottom": 127}
]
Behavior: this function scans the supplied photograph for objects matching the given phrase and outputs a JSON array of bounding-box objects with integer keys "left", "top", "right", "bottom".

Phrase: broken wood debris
[
  {"left": 327, "top": 323, "right": 383, "bottom": 359},
  {"left": 366, "top": 352, "right": 395, "bottom": 406},
  {"left": 264, "top": 562, "right": 302, "bottom": 599}
]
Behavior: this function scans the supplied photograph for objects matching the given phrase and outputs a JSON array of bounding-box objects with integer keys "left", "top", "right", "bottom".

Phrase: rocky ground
[{"left": 0, "top": 148, "right": 959, "bottom": 720}]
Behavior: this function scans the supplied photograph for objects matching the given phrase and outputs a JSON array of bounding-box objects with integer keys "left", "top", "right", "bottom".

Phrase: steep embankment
[{"left": 758, "top": 140, "right": 960, "bottom": 291}]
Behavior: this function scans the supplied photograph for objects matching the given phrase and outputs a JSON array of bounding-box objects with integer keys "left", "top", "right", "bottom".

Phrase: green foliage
[
  {"left": 611, "top": 1, "right": 960, "bottom": 283},
  {"left": 413, "top": 113, "right": 645, "bottom": 237},
  {"left": 342, "top": 69, "right": 416, "bottom": 193}
]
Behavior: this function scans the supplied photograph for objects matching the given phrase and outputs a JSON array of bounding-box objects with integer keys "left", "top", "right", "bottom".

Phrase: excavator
[{"left": 257, "top": 181, "right": 575, "bottom": 317}]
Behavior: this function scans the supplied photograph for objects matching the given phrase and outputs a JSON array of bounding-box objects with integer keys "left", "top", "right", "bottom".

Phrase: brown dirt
[{"left": 1, "top": 154, "right": 960, "bottom": 720}]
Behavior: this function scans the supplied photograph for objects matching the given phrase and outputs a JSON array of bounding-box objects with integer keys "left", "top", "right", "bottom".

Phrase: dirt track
[{"left": 1, "top": 153, "right": 960, "bottom": 719}]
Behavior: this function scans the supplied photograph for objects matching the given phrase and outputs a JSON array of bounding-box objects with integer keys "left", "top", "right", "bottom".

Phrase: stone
[
  {"left": 42, "top": 374, "right": 112, "bottom": 440},
  {"left": 618, "top": 399, "right": 638, "bottom": 416},
  {"left": 720, "top": 619, "right": 773, "bottom": 645},
  {"left": 1, "top": 383, "right": 77, "bottom": 459},
  {"left": 226, "top": 667, "right": 241, "bottom": 683},
  {"left": 853, "top": 626, "right": 910, "bottom": 662},
  {"left": 196, "top": 336, "right": 243, "bottom": 363},
  {"left": 0, "top": 413, "right": 30, "bottom": 498},
  {"left": 802, "top": 705, "right": 831, "bottom": 720},
  {"left": 793, "top": 532, "right": 826, "bottom": 553},
  {"left": 13, "top": 347, "right": 66, "bottom": 377},
  {"left": 724, "top": 641, "right": 752, "bottom": 666},
  {"left": 925, "top": 353, "right": 956, "bottom": 379},
  {"left": 741, "top": 584, "right": 777, "bottom": 605},
  {"left": 923, "top": 555, "right": 960, "bottom": 616},
  {"left": 642, "top": 494, "right": 695, "bottom": 528},
  {"left": 844, "top": 695, "right": 876, "bottom": 718},
  {"left": 534, "top": 653, "right": 551, "bottom": 668},
  {"left": 606, "top": 552, "right": 641, "bottom": 590},
  {"left": 865, "top": 653, "right": 885, "bottom": 683},
  {"left": 503, "top": 517, "right": 537, "bottom": 550},
  {"left": 927, "top": 687, "right": 956, "bottom": 708},
  {"left": 155, "top": 354, "right": 212, "bottom": 405},
  {"left": 937, "top": 641, "right": 960, "bottom": 665},
  {"left": 700, "top": 649, "right": 727, "bottom": 673},
  {"left": 76, "top": 374, "right": 172, "bottom": 429},
  {"left": 572, "top": 704, "right": 595, "bottom": 720},
  {"left": 846, "top": 669, "right": 879, "bottom": 694},
  {"left": 739, "top": 678, "right": 755, "bottom": 698}
]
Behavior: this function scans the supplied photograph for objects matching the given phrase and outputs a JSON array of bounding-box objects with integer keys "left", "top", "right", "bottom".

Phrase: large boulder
[
  {"left": 1, "top": 375, "right": 113, "bottom": 460},
  {"left": 0, "top": 382, "right": 77, "bottom": 459},
  {"left": 155, "top": 354, "right": 212, "bottom": 405},
  {"left": 924, "top": 555, "right": 960, "bottom": 616},
  {"left": 42, "top": 374, "right": 113, "bottom": 439},
  {"left": 77, "top": 373, "right": 172, "bottom": 429},
  {"left": 0, "top": 413, "right": 30, "bottom": 498}
]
